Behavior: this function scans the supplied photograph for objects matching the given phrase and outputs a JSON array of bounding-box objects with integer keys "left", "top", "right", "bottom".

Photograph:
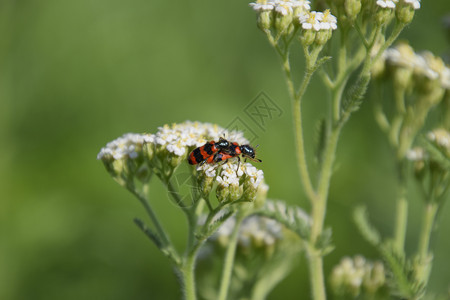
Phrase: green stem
[
  {"left": 416, "top": 202, "right": 438, "bottom": 284},
  {"left": 182, "top": 251, "right": 198, "bottom": 300},
  {"left": 282, "top": 51, "right": 317, "bottom": 203},
  {"left": 418, "top": 203, "right": 438, "bottom": 259},
  {"left": 394, "top": 190, "right": 408, "bottom": 253},
  {"left": 307, "top": 247, "right": 327, "bottom": 300},
  {"left": 393, "top": 163, "right": 408, "bottom": 253},
  {"left": 217, "top": 212, "right": 246, "bottom": 300},
  {"left": 129, "top": 185, "right": 172, "bottom": 247},
  {"left": 313, "top": 126, "right": 342, "bottom": 240}
]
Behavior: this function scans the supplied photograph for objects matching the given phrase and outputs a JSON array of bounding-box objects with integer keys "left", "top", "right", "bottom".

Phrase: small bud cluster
[
  {"left": 299, "top": 9, "right": 338, "bottom": 46},
  {"left": 197, "top": 160, "right": 266, "bottom": 203},
  {"left": 374, "top": 0, "right": 420, "bottom": 24},
  {"left": 427, "top": 128, "right": 450, "bottom": 154},
  {"left": 375, "top": 42, "right": 449, "bottom": 111},
  {"left": 249, "top": 0, "right": 337, "bottom": 46},
  {"left": 97, "top": 133, "right": 154, "bottom": 185},
  {"left": 330, "top": 255, "right": 387, "bottom": 298},
  {"left": 406, "top": 128, "right": 450, "bottom": 203},
  {"left": 204, "top": 200, "right": 306, "bottom": 255},
  {"left": 373, "top": 42, "right": 449, "bottom": 162}
]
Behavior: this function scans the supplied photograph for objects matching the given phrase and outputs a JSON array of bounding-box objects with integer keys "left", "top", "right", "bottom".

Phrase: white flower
[
  {"left": 404, "top": 0, "right": 420, "bottom": 9},
  {"left": 274, "top": 3, "right": 292, "bottom": 16},
  {"left": 414, "top": 52, "right": 440, "bottom": 80},
  {"left": 440, "top": 67, "right": 450, "bottom": 90},
  {"left": 216, "top": 163, "right": 241, "bottom": 187},
  {"left": 441, "top": 67, "right": 450, "bottom": 89},
  {"left": 152, "top": 121, "right": 249, "bottom": 157},
  {"left": 406, "top": 147, "right": 426, "bottom": 161},
  {"left": 384, "top": 43, "right": 420, "bottom": 69},
  {"left": 299, "top": 11, "right": 323, "bottom": 31},
  {"left": 427, "top": 129, "right": 450, "bottom": 149},
  {"left": 298, "top": 10, "right": 337, "bottom": 31},
  {"left": 243, "top": 163, "right": 264, "bottom": 188},
  {"left": 249, "top": 2, "right": 275, "bottom": 12},
  {"left": 330, "top": 256, "right": 386, "bottom": 296},
  {"left": 320, "top": 9, "right": 337, "bottom": 30},
  {"left": 385, "top": 44, "right": 450, "bottom": 89},
  {"left": 212, "top": 214, "right": 283, "bottom": 248},
  {"left": 376, "top": 0, "right": 396, "bottom": 9},
  {"left": 290, "top": 0, "right": 311, "bottom": 10},
  {"left": 196, "top": 163, "right": 217, "bottom": 178},
  {"left": 97, "top": 133, "right": 152, "bottom": 160}
]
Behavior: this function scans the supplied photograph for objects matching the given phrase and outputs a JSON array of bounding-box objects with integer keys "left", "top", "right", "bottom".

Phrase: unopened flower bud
[
  {"left": 384, "top": 43, "right": 417, "bottom": 90},
  {"left": 249, "top": 1, "right": 275, "bottom": 31},
  {"left": 363, "top": 261, "right": 386, "bottom": 294},
  {"left": 274, "top": 4, "right": 293, "bottom": 34},
  {"left": 427, "top": 128, "right": 450, "bottom": 156},
  {"left": 315, "top": 29, "right": 333, "bottom": 45},
  {"left": 257, "top": 10, "right": 273, "bottom": 31},
  {"left": 301, "top": 30, "right": 316, "bottom": 46},
  {"left": 298, "top": 10, "right": 337, "bottom": 46},
  {"left": 330, "top": 256, "right": 387, "bottom": 298},
  {"left": 375, "top": 0, "right": 395, "bottom": 25},
  {"left": 97, "top": 133, "right": 154, "bottom": 185},
  {"left": 196, "top": 164, "right": 217, "bottom": 198},
  {"left": 396, "top": 0, "right": 420, "bottom": 24},
  {"left": 406, "top": 147, "right": 427, "bottom": 180},
  {"left": 345, "top": 0, "right": 362, "bottom": 22},
  {"left": 254, "top": 182, "right": 269, "bottom": 208}
]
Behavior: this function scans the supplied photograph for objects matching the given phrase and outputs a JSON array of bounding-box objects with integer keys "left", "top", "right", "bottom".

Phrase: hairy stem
[
  {"left": 217, "top": 212, "right": 246, "bottom": 300},
  {"left": 307, "top": 247, "right": 326, "bottom": 300},
  {"left": 313, "top": 126, "right": 342, "bottom": 240},
  {"left": 394, "top": 182, "right": 408, "bottom": 253},
  {"left": 182, "top": 251, "right": 198, "bottom": 300},
  {"left": 281, "top": 50, "right": 317, "bottom": 202},
  {"left": 416, "top": 202, "right": 438, "bottom": 284}
]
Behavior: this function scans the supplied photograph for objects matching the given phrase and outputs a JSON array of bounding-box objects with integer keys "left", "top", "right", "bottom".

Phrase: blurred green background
[{"left": 1, "top": 0, "right": 450, "bottom": 299}]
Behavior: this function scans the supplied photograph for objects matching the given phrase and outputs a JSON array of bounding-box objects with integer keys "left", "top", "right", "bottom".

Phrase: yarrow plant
[
  {"left": 98, "top": 0, "right": 450, "bottom": 299},
  {"left": 98, "top": 121, "right": 310, "bottom": 300}
]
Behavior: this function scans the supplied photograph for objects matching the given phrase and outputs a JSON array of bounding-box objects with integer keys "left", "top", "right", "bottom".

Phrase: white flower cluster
[
  {"left": 376, "top": 0, "right": 396, "bottom": 9},
  {"left": 406, "top": 147, "right": 426, "bottom": 161},
  {"left": 198, "top": 161, "right": 264, "bottom": 187},
  {"left": 214, "top": 162, "right": 264, "bottom": 189},
  {"left": 249, "top": 0, "right": 337, "bottom": 31},
  {"left": 427, "top": 128, "right": 450, "bottom": 151},
  {"left": 153, "top": 121, "right": 249, "bottom": 157},
  {"left": 384, "top": 43, "right": 450, "bottom": 89},
  {"left": 98, "top": 121, "right": 250, "bottom": 162},
  {"left": 330, "top": 255, "right": 386, "bottom": 296},
  {"left": 214, "top": 214, "right": 283, "bottom": 248},
  {"left": 216, "top": 163, "right": 243, "bottom": 187},
  {"left": 376, "top": 0, "right": 420, "bottom": 10},
  {"left": 249, "top": 0, "right": 311, "bottom": 14},
  {"left": 97, "top": 133, "right": 153, "bottom": 160},
  {"left": 197, "top": 161, "right": 265, "bottom": 202},
  {"left": 403, "top": 0, "right": 420, "bottom": 9},
  {"left": 298, "top": 9, "right": 337, "bottom": 31}
]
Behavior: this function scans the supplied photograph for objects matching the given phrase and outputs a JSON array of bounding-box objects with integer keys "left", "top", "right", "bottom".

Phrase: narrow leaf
[
  {"left": 134, "top": 218, "right": 163, "bottom": 249},
  {"left": 353, "top": 206, "right": 381, "bottom": 246},
  {"left": 257, "top": 199, "right": 311, "bottom": 240}
]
